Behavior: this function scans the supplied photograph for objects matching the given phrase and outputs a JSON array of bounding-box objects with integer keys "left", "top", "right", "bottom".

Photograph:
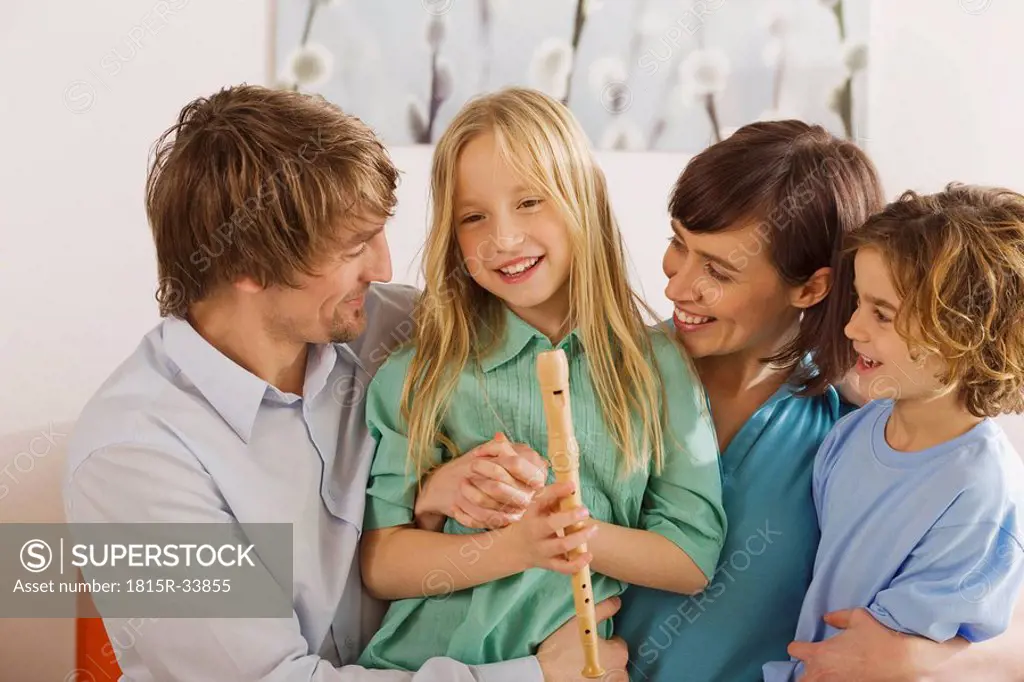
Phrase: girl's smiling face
[{"left": 453, "top": 131, "right": 572, "bottom": 336}]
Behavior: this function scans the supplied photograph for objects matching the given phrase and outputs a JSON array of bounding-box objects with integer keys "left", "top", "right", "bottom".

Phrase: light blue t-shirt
[
  {"left": 616, "top": 380, "right": 854, "bottom": 682},
  {"left": 763, "top": 399, "right": 1024, "bottom": 682}
]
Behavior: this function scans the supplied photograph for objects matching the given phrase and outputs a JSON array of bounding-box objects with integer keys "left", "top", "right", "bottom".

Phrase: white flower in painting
[
  {"left": 763, "top": 39, "right": 784, "bottom": 69},
  {"left": 529, "top": 38, "right": 574, "bottom": 100},
  {"left": 677, "top": 48, "right": 730, "bottom": 97},
  {"left": 818, "top": 0, "right": 840, "bottom": 8},
  {"left": 588, "top": 56, "right": 627, "bottom": 97},
  {"left": 407, "top": 96, "right": 429, "bottom": 141},
  {"left": 600, "top": 118, "right": 646, "bottom": 151},
  {"left": 434, "top": 58, "right": 454, "bottom": 101},
  {"left": 285, "top": 43, "right": 334, "bottom": 89},
  {"left": 842, "top": 41, "right": 868, "bottom": 73},
  {"left": 426, "top": 16, "right": 446, "bottom": 51},
  {"left": 317, "top": 0, "right": 345, "bottom": 6}
]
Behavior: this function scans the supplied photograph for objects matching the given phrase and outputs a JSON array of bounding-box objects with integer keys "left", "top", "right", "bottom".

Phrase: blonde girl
[{"left": 356, "top": 87, "right": 726, "bottom": 670}]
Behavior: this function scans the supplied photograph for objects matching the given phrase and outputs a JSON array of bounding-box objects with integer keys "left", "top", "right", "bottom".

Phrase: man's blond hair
[{"left": 146, "top": 85, "right": 398, "bottom": 318}]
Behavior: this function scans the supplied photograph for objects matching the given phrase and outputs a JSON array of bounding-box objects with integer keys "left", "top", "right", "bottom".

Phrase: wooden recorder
[{"left": 536, "top": 349, "right": 604, "bottom": 679}]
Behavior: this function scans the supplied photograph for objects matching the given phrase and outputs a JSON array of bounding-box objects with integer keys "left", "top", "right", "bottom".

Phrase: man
[{"left": 64, "top": 85, "right": 627, "bottom": 681}]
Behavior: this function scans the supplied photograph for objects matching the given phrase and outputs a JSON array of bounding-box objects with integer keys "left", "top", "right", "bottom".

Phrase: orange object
[
  {"left": 76, "top": 577, "right": 122, "bottom": 680},
  {"left": 76, "top": 618, "right": 122, "bottom": 680}
]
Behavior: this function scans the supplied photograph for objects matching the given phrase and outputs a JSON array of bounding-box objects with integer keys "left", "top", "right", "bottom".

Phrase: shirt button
[{"left": 328, "top": 489, "right": 338, "bottom": 500}]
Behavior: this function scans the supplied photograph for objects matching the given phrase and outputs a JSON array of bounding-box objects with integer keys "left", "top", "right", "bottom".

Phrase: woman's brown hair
[
  {"left": 844, "top": 183, "right": 1024, "bottom": 417},
  {"left": 146, "top": 85, "right": 398, "bottom": 318},
  {"left": 668, "top": 120, "right": 885, "bottom": 394}
]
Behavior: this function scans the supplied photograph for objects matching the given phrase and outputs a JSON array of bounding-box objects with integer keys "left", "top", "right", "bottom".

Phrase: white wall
[
  {"left": 864, "top": 0, "right": 1024, "bottom": 444},
  {"left": 1, "top": 4, "right": 265, "bottom": 676},
  {"left": 0, "top": 0, "right": 268, "bottom": 435},
  {"left": 2, "top": 0, "right": 1022, "bottom": 443},
  {"left": 867, "top": 0, "right": 1024, "bottom": 194}
]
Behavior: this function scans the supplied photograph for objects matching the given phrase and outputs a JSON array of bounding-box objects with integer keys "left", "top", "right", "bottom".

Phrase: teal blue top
[{"left": 616, "top": 380, "right": 855, "bottom": 682}]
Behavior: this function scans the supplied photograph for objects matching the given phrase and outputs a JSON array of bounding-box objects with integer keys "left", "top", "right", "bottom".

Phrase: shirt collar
[
  {"left": 479, "top": 308, "right": 583, "bottom": 373},
  {"left": 162, "top": 317, "right": 339, "bottom": 443},
  {"left": 339, "top": 330, "right": 372, "bottom": 374},
  {"left": 302, "top": 342, "right": 340, "bottom": 402}
]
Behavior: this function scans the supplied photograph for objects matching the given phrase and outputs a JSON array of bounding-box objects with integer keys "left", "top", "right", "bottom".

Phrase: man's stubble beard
[{"left": 328, "top": 305, "right": 365, "bottom": 344}]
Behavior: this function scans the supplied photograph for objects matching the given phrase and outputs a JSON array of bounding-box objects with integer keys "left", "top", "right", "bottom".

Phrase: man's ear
[{"left": 790, "top": 266, "right": 832, "bottom": 310}]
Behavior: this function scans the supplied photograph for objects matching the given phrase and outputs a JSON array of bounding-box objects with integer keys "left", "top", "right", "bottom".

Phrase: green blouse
[{"left": 357, "top": 308, "right": 726, "bottom": 670}]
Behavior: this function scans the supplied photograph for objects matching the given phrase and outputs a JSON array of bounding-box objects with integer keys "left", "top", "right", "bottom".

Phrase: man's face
[{"left": 260, "top": 213, "right": 393, "bottom": 345}]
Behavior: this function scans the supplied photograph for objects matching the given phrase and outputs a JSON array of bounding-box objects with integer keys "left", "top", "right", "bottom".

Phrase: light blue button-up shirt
[{"left": 64, "top": 283, "right": 541, "bottom": 682}]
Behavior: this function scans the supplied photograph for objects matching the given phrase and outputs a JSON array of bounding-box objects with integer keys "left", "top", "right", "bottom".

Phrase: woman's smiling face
[{"left": 662, "top": 219, "right": 807, "bottom": 361}]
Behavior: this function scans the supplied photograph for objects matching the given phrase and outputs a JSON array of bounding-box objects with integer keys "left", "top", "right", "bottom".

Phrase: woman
[
  {"left": 611, "top": 119, "right": 870, "bottom": 681},
  {"left": 409, "top": 121, "right": 1024, "bottom": 681}
]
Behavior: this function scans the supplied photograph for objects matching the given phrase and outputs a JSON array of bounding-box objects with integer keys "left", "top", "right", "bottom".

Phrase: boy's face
[{"left": 844, "top": 247, "right": 948, "bottom": 402}]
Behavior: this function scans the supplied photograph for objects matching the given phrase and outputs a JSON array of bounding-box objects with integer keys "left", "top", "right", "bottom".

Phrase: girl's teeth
[
  {"left": 500, "top": 257, "right": 539, "bottom": 275},
  {"left": 675, "top": 308, "right": 713, "bottom": 325}
]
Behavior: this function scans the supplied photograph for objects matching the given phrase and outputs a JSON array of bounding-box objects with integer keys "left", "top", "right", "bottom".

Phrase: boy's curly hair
[{"left": 844, "top": 183, "right": 1024, "bottom": 417}]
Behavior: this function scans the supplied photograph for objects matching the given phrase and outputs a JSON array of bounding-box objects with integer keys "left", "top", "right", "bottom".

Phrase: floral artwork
[{"left": 273, "top": 0, "right": 869, "bottom": 152}]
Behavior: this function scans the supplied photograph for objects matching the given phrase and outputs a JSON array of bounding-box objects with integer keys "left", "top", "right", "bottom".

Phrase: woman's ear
[{"left": 791, "top": 266, "right": 832, "bottom": 310}]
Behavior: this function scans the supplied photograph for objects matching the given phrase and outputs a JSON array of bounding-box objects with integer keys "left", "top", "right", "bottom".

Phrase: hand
[
  {"left": 537, "top": 596, "right": 629, "bottom": 682},
  {"left": 507, "top": 481, "right": 597, "bottom": 574},
  {"left": 788, "top": 608, "right": 941, "bottom": 682},
  {"left": 415, "top": 433, "right": 548, "bottom": 530}
]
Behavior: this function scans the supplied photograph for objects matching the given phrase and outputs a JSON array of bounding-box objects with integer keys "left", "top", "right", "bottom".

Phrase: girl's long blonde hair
[{"left": 403, "top": 87, "right": 671, "bottom": 479}]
